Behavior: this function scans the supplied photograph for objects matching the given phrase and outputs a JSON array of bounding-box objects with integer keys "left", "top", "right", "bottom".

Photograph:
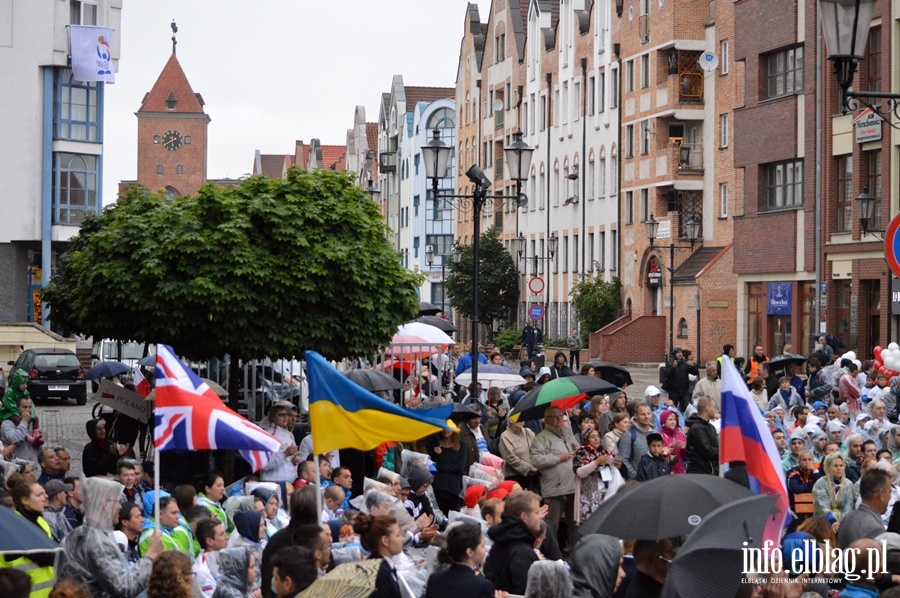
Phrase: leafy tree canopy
[
  {"left": 446, "top": 227, "right": 519, "bottom": 334},
  {"left": 570, "top": 274, "right": 622, "bottom": 343},
  {"left": 43, "top": 168, "right": 421, "bottom": 361}
]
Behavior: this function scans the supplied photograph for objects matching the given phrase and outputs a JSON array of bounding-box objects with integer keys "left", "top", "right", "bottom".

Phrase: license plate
[{"left": 48, "top": 385, "right": 69, "bottom": 391}]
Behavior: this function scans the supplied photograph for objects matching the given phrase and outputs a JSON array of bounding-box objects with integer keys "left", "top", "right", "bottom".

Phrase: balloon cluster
[{"left": 874, "top": 343, "right": 900, "bottom": 378}]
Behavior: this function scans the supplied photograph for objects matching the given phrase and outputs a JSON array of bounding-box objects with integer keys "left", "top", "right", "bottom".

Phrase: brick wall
[
  {"left": 137, "top": 116, "right": 208, "bottom": 197},
  {"left": 593, "top": 315, "right": 666, "bottom": 363}
]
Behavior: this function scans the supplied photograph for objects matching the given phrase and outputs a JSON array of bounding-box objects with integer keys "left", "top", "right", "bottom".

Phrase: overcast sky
[{"left": 103, "top": 0, "right": 491, "bottom": 203}]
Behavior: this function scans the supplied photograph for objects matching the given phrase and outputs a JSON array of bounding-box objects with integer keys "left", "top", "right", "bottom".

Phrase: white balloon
[
  {"left": 889, "top": 343, "right": 900, "bottom": 352},
  {"left": 845, "top": 351, "right": 857, "bottom": 361}
]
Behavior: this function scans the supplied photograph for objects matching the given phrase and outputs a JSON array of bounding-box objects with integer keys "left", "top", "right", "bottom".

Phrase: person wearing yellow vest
[
  {"left": 716, "top": 344, "right": 736, "bottom": 372},
  {"left": 2, "top": 478, "right": 54, "bottom": 598},
  {"left": 745, "top": 345, "right": 769, "bottom": 383},
  {"left": 58, "top": 475, "right": 163, "bottom": 598}
]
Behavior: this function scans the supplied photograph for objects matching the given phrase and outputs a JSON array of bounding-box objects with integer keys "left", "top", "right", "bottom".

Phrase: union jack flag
[{"left": 154, "top": 345, "right": 282, "bottom": 471}]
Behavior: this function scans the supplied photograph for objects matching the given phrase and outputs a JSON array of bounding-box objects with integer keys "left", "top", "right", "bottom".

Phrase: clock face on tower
[{"left": 162, "top": 129, "right": 183, "bottom": 151}]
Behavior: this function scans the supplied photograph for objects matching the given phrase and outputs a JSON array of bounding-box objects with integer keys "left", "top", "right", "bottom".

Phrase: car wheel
[{"left": 76, "top": 395, "right": 87, "bottom": 406}]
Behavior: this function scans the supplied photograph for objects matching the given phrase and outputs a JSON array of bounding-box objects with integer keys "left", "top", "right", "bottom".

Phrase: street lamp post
[
  {"left": 819, "top": 0, "right": 897, "bottom": 344},
  {"left": 425, "top": 244, "right": 462, "bottom": 315},
  {"left": 515, "top": 233, "right": 559, "bottom": 325},
  {"left": 423, "top": 129, "right": 534, "bottom": 391},
  {"left": 645, "top": 214, "right": 701, "bottom": 358}
]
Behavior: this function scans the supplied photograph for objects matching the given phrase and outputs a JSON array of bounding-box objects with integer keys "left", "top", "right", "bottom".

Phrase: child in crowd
[{"left": 636, "top": 433, "right": 671, "bottom": 482}]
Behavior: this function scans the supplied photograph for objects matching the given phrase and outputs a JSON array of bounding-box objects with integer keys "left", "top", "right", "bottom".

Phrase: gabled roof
[
  {"left": 253, "top": 151, "right": 290, "bottom": 179},
  {"left": 138, "top": 54, "right": 206, "bottom": 115},
  {"left": 366, "top": 122, "right": 378, "bottom": 151},
  {"left": 672, "top": 247, "right": 726, "bottom": 283},
  {"left": 509, "top": 0, "right": 528, "bottom": 61},
  {"left": 404, "top": 86, "right": 455, "bottom": 107},
  {"left": 320, "top": 145, "right": 346, "bottom": 171}
]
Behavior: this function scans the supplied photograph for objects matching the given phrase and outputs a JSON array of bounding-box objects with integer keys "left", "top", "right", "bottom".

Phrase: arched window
[
  {"left": 157, "top": 165, "right": 164, "bottom": 174},
  {"left": 678, "top": 318, "right": 688, "bottom": 338},
  {"left": 176, "top": 165, "right": 183, "bottom": 174}
]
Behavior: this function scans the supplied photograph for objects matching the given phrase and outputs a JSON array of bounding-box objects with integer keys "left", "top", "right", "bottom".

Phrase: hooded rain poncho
[
  {"left": 58, "top": 476, "right": 153, "bottom": 598},
  {"left": 0, "top": 369, "right": 29, "bottom": 422},
  {"left": 212, "top": 547, "right": 251, "bottom": 598},
  {"left": 570, "top": 534, "right": 622, "bottom": 598},
  {"left": 524, "top": 560, "right": 573, "bottom": 598}
]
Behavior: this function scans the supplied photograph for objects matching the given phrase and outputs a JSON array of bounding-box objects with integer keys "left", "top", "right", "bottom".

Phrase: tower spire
[{"left": 171, "top": 20, "right": 178, "bottom": 55}]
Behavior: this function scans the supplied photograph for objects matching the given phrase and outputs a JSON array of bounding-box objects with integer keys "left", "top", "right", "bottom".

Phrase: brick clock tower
[{"left": 135, "top": 41, "right": 209, "bottom": 199}]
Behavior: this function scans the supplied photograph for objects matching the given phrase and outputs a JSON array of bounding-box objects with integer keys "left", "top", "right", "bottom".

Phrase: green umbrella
[{"left": 508, "top": 375, "right": 620, "bottom": 422}]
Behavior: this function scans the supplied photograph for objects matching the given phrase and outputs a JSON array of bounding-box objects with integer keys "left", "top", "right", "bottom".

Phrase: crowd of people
[{"left": 4, "top": 335, "right": 900, "bottom": 596}]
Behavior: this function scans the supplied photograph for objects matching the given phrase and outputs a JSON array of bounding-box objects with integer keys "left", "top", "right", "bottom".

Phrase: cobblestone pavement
[
  {"left": 37, "top": 394, "right": 100, "bottom": 478},
  {"left": 36, "top": 365, "right": 665, "bottom": 479}
]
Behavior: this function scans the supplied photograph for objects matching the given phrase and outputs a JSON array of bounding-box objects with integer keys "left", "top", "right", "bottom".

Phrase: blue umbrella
[
  {"left": 83, "top": 361, "right": 132, "bottom": 380},
  {"left": 0, "top": 507, "right": 61, "bottom": 554}
]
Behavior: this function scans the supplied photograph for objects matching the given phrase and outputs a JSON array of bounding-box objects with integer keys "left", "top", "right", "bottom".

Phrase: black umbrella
[
  {"left": 578, "top": 474, "right": 754, "bottom": 540},
  {"left": 344, "top": 369, "right": 402, "bottom": 393},
  {"left": 83, "top": 361, "right": 132, "bottom": 380},
  {"left": 418, "top": 301, "right": 441, "bottom": 316},
  {"left": 660, "top": 494, "right": 778, "bottom": 598},
  {"left": 0, "top": 505, "right": 61, "bottom": 554},
  {"left": 416, "top": 400, "right": 481, "bottom": 423},
  {"left": 415, "top": 315, "right": 457, "bottom": 333},
  {"left": 767, "top": 354, "right": 807, "bottom": 374},
  {"left": 588, "top": 361, "right": 633, "bottom": 387}
]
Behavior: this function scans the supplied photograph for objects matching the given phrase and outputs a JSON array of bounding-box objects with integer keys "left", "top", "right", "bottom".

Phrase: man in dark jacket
[
  {"left": 663, "top": 348, "right": 699, "bottom": 411},
  {"left": 685, "top": 396, "right": 719, "bottom": 475},
  {"left": 550, "top": 351, "right": 574, "bottom": 379},
  {"left": 483, "top": 491, "right": 544, "bottom": 595},
  {"left": 261, "top": 486, "right": 320, "bottom": 598}
]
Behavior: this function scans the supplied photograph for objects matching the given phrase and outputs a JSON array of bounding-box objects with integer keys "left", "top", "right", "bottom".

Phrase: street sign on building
[
  {"left": 529, "top": 303, "right": 545, "bottom": 321},
  {"left": 656, "top": 219, "right": 671, "bottom": 240},
  {"left": 528, "top": 276, "right": 545, "bottom": 295},
  {"left": 854, "top": 107, "right": 882, "bottom": 143}
]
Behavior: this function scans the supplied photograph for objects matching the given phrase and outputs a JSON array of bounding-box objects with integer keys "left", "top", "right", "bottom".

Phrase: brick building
[{"left": 610, "top": 0, "right": 738, "bottom": 362}]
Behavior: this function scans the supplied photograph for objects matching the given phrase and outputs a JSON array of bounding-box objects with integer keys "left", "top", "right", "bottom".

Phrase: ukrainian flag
[{"left": 305, "top": 351, "right": 457, "bottom": 455}]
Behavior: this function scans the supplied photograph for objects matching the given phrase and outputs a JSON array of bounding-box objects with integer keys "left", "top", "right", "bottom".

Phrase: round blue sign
[{"left": 529, "top": 304, "right": 545, "bottom": 321}]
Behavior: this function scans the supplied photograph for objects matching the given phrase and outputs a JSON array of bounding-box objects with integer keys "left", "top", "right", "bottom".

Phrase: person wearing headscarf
[
  {"left": 573, "top": 428, "right": 623, "bottom": 525},
  {"left": 812, "top": 452, "right": 858, "bottom": 531},
  {"left": 58, "top": 475, "right": 163, "bottom": 598},
  {"left": 229, "top": 509, "right": 266, "bottom": 568},
  {"left": 827, "top": 419, "right": 848, "bottom": 446},
  {"left": 251, "top": 486, "right": 285, "bottom": 539},
  {"left": 782, "top": 429, "right": 807, "bottom": 474},
  {"left": 569, "top": 534, "right": 624, "bottom": 597},
  {"left": 82, "top": 418, "right": 126, "bottom": 478},
  {"left": 524, "top": 560, "right": 572, "bottom": 598},
  {"left": 212, "top": 547, "right": 257, "bottom": 598},
  {"left": 657, "top": 409, "right": 687, "bottom": 474}
]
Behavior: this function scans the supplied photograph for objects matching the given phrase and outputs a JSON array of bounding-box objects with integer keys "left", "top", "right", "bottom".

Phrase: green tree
[
  {"left": 42, "top": 168, "right": 421, "bottom": 361},
  {"left": 570, "top": 274, "right": 622, "bottom": 343},
  {"left": 445, "top": 227, "right": 518, "bottom": 339}
]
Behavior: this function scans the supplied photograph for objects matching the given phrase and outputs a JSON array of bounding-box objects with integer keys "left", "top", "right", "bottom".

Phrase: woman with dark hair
[
  {"left": 146, "top": 550, "right": 193, "bottom": 598},
  {"left": 425, "top": 522, "right": 494, "bottom": 597},
  {"left": 5, "top": 479, "right": 54, "bottom": 596},
  {"left": 197, "top": 472, "right": 232, "bottom": 533},
  {"left": 427, "top": 428, "right": 467, "bottom": 515},
  {"left": 171, "top": 484, "right": 197, "bottom": 520},
  {"left": 81, "top": 419, "right": 127, "bottom": 478},
  {"left": 352, "top": 514, "right": 404, "bottom": 598}
]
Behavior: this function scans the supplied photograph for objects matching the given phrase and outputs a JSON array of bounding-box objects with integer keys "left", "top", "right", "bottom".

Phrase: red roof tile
[
  {"left": 257, "top": 154, "right": 289, "bottom": 179},
  {"left": 320, "top": 145, "right": 346, "bottom": 171},
  {"left": 138, "top": 54, "right": 205, "bottom": 114},
  {"left": 366, "top": 122, "right": 378, "bottom": 152}
]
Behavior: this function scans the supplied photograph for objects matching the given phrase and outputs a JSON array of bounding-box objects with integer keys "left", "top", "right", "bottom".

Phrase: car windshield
[
  {"left": 34, "top": 354, "right": 81, "bottom": 368},
  {"left": 102, "top": 342, "right": 143, "bottom": 360}
]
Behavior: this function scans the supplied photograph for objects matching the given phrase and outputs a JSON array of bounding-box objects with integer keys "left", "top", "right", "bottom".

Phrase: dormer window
[{"left": 166, "top": 91, "right": 177, "bottom": 111}]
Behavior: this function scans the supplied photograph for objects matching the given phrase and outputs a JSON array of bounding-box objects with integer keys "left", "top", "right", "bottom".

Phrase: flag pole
[
  {"left": 315, "top": 453, "right": 322, "bottom": 521},
  {"left": 154, "top": 439, "right": 160, "bottom": 535}
]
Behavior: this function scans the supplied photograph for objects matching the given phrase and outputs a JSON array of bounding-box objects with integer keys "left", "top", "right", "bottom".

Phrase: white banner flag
[{"left": 69, "top": 25, "right": 115, "bottom": 83}]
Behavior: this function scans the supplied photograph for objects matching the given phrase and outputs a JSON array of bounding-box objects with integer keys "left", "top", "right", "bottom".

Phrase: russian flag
[{"left": 719, "top": 355, "right": 789, "bottom": 543}]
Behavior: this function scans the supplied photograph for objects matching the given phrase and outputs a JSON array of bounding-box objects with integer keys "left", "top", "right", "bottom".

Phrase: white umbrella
[
  {"left": 455, "top": 366, "right": 525, "bottom": 389},
  {"left": 396, "top": 322, "right": 455, "bottom": 346}
]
